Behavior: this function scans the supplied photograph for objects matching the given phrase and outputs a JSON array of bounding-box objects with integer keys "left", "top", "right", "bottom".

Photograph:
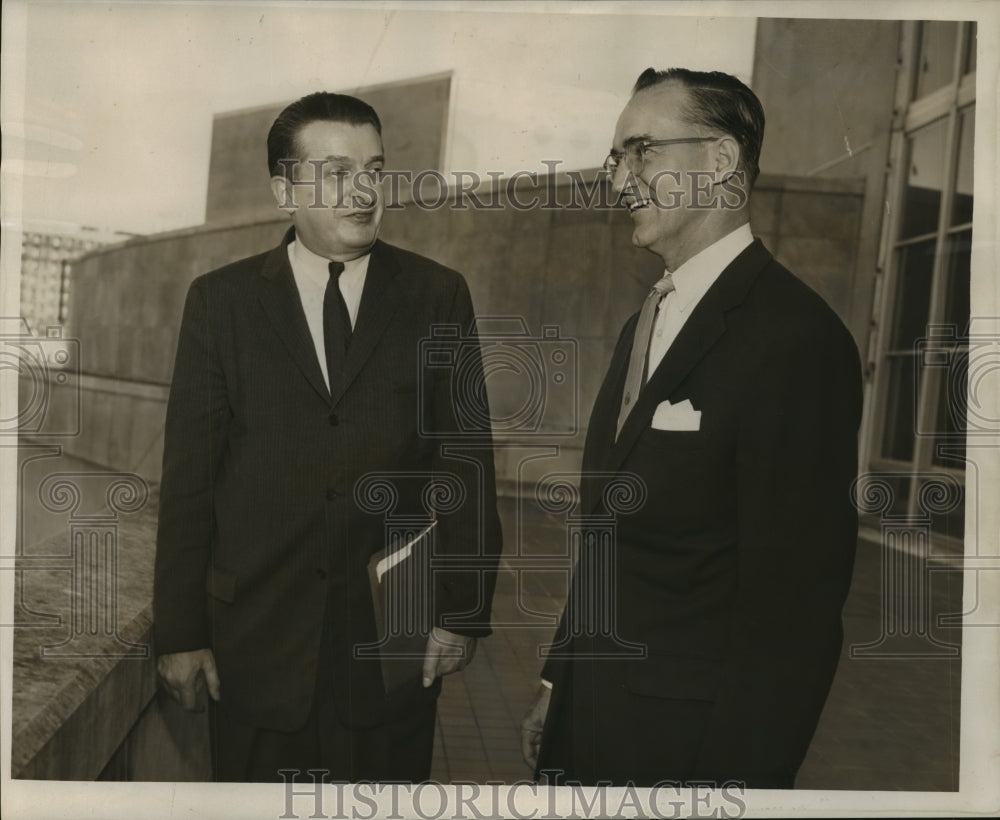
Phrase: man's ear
[
  {"left": 713, "top": 135, "right": 741, "bottom": 181},
  {"left": 270, "top": 175, "right": 296, "bottom": 212}
]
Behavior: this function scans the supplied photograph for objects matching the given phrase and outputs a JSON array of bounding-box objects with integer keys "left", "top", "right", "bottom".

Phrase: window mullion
[
  {"left": 906, "top": 103, "right": 962, "bottom": 516},
  {"left": 862, "top": 22, "right": 919, "bottom": 470}
]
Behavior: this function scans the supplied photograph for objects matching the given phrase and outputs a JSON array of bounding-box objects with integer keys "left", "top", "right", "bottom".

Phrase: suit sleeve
[
  {"left": 153, "top": 280, "right": 231, "bottom": 655},
  {"left": 696, "top": 321, "right": 863, "bottom": 782},
  {"left": 427, "top": 274, "right": 503, "bottom": 638}
]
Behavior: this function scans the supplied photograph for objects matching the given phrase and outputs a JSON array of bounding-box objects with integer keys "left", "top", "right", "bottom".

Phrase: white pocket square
[{"left": 651, "top": 399, "right": 701, "bottom": 431}]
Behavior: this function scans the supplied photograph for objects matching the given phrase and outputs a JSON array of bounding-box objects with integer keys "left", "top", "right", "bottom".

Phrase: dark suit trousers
[
  {"left": 539, "top": 682, "right": 795, "bottom": 789},
  {"left": 538, "top": 658, "right": 794, "bottom": 789},
  {"left": 538, "top": 668, "right": 717, "bottom": 787},
  {"left": 539, "top": 683, "right": 796, "bottom": 789},
  {"left": 210, "top": 596, "right": 436, "bottom": 783}
]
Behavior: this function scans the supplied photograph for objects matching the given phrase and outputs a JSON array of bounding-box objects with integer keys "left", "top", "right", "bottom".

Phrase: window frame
[{"left": 862, "top": 20, "right": 976, "bottom": 545}]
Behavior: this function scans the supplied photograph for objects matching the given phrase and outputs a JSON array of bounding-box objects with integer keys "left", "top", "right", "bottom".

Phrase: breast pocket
[
  {"left": 638, "top": 427, "right": 708, "bottom": 454},
  {"left": 206, "top": 565, "right": 237, "bottom": 604},
  {"left": 625, "top": 426, "right": 734, "bottom": 528}
]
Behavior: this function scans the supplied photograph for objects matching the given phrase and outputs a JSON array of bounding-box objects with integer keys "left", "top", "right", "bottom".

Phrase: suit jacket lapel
[
  {"left": 257, "top": 229, "right": 331, "bottom": 404},
  {"left": 600, "top": 239, "right": 772, "bottom": 485},
  {"left": 579, "top": 314, "right": 636, "bottom": 513},
  {"left": 332, "top": 239, "right": 404, "bottom": 407}
]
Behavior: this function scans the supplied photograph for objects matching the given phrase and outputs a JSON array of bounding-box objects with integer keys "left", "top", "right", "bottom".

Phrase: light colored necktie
[{"left": 616, "top": 273, "right": 675, "bottom": 438}]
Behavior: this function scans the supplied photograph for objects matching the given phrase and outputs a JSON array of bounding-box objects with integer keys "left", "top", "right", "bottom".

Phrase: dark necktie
[{"left": 324, "top": 261, "right": 351, "bottom": 387}]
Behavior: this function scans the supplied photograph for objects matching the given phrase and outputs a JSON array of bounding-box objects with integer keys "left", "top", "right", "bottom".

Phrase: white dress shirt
[
  {"left": 646, "top": 223, "right": 754, "bottom": 379},
  {"left": 287, "top": 239, "right": 370, "bottom": 391}
]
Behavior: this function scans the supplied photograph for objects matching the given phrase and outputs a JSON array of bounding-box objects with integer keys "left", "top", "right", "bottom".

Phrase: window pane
[
  {"left": 931, "top": 348, "right": 967, "bottom": 468},
  {"left": 899, "top": 119, "right": 947, "bottom": 239},
  {"left": 886, "top": 475, "right": 912, "bottom": 515},
  {"left": 943, "top": 230, "right": 972, "bottom": 332},
  {"left": 889, "top": 239, "right": 936, "bottom": 352},
  {"left": 881, "top": 355, "right": 919, "bottom": 462},
  {"left": 951, "top": 107, "right": 975, "bottom": 226},
  {"left": 914, "top": 21, "right": 959, "bottom": 99},
  {"left": 963, "top": 22, "right": 977, "bottom": 75}
]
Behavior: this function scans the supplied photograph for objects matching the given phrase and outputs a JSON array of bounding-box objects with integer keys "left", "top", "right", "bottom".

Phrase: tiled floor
[
  {"left": 798, "top": 528, "right": 963, "bottom": 790},
  {"left": 430, "top": 497, "right": 964, "bottom": 790},
  {"left": 430, "top": 496, "right": 569, "bottom": 783}
]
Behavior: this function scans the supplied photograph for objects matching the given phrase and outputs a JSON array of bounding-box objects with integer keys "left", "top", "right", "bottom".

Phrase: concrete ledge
[{"left": 12, "top": 481, "right": 165, "bottom": 778}]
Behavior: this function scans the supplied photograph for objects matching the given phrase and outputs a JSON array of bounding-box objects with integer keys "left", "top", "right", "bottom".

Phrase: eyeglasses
[{"left": 603, "top": 137, "right": 718, "bottom": 176}]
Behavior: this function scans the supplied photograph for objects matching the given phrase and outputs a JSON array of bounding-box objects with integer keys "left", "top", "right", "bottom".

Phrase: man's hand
[
  {"left": 157, "top": 648, "right": 221, "bottom": 712},
  {"left": 520, "top": 683, "right": 551, "bottom": 770},
  {"left": 422, "top": 627, "right": 476, "bottom": 687}
]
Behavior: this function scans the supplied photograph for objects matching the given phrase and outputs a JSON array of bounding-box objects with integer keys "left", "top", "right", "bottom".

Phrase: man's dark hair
[
  {"left": 633, "top": 67, "right": 765, "bottom": 187},
  {"left": 267, "top": 92, "right": 382, "bottom": 178}
]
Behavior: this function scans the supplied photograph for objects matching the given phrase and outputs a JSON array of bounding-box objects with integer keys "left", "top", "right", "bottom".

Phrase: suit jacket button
[
  {"left": 326, "top": 488, "right": 340, "bottom": 500},
  {"left": 329, "top": 413, "right": 339, "bottom": 426},
  {"left": 317, "top": 568, "right": 328, "bottom": 580}
]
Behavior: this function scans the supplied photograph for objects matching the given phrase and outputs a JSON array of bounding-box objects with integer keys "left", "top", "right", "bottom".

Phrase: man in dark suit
[
  {"left": 153, "top": 92, "right": 502, "bottom": 782},
  {"left": 521, "top": 68, "right": 862, "bottom": 789}
]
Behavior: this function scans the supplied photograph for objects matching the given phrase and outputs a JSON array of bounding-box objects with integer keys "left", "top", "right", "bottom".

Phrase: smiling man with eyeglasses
[{"left": 521, "top": 67, "right": 863, "bottom": 789}]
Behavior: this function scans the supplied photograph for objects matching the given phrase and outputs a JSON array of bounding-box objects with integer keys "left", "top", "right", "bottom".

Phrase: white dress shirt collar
[
  {"left": 288, "top": 238, "right": 371, "bottom": 293},
  {"left": 645, "top": 223, "right": 754, "bottom": 381},
  {"left": 666, "top": 223, "right": 754, "bottom": 315}
]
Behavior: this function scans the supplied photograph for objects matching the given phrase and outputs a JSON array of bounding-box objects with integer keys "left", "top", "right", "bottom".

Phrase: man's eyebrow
[
  {"left": 609, "top": 134, "right": 652, "bottom": 153},
  {"left": 321, "top": 154, "right": 385, "bottom": 164},
  {"left": 622, "top": 134, "right": 653, "bottom": 149}
]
